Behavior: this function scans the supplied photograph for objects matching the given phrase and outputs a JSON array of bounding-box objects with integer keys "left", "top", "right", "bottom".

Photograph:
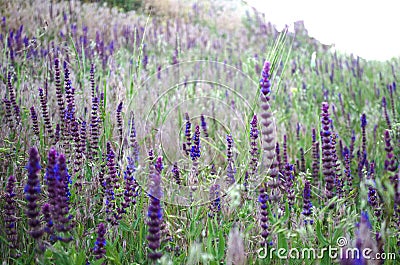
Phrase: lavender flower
[
  {"left": 90, "top": 63, "right": 96, "bottom": 99},
  {"left": 30, "top": 106, "right": 40, "bottom": 137},
  {"left": 360, "top": 113, "right": 367, "bottom": 155},
  {"left": 41, "top": 203, "right": 54, "bottom": 239},
  {"left": 90, "top": 97, "right": 100, "bottom": 159},
  {"left": 200, "top": 114, "right": 208, "bottom": 137},
  {"left": 190, "top": 125, "right": 201, "bottom": 161},
  {"left": 172, "top": 162, "right": 181, "bottom": 185},
  {"left": 384, "top": 130, "right": 396, "bottom": 173},
  {"left": 129, "top": 114, "right": 139, "bottom": 163},
  {"left": 93, "top": 223, "right": 107, "bottom": 261},
  {"left": 3, "top": 97, "right": 14, "bottom": 129},
  {"left": 184, "top": 113, "right": 191, "bottom": 156},
  {"left": 208, "top": 183, "right": 221, "bottom": 217},
  {"left": 302, "top": 180, "right": 313, "bottom": 225},
  {"left": 54, "top": 154, "right": 73, "bottom": 242},
  {"left": 311, "top": 128, "right": 320, "bottom": 184},
  {"left": 147, "top": 156, "right": 163, "bottom": 261},
  {"left": 320, "top": 102, "right": 335, "bottom": 207},
  {"left": 382, "top": 97, "right": 392, "bottom": 130},
  {"left": 54, "top": 124, "right": 60, "bottom": 144},
  {"left": 284, "top": 162, "right": 295, "bottom": 208},
  {"left": 105, "top": 142, "right": 118, "bottom": 225},
  {"left": 38, "top": 87, "right": 53, "bottom": 139},
  {"left": 367, "top": 162, "right": 381, "bottom": 218},
  {"left": 155, "top": 156, "right": 164, "bottom": 174},
  {"left": 7, "top": 71, "right": 20, "bottom": 124},
  {"left": 116, "top": 101, "right": 123, "bottom": 145},
  {"left": 121, "top": 157, "right": 138, "bottom": 211},
  {"left": 54, "top": 58, "right": 65, "bottom": 122},
  {"left": 226, "top": 134, "right": 236, "bottom": 185},
  {"left": 249, "top": 115, "right": 259, "bottom": 177},
  {"left": 331, "top": 133, "right": 343, "bottom": 198},
  {"left": 299, "top": 147, "right": 306, "bottom": 173},
  {"left": 258, "top": 183, "right": 269, "bottom": 247},
  {"left": 25, "top": 147, "right": 43, "bottom": 240},
  {"left": 5, "top": 175, "right": 18, "bottom": 250}
]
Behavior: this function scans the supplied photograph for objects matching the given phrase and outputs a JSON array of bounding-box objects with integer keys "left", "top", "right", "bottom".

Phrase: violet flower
[
  {"left": 302, "top": 180, "right": 313, "bottom": 225},
  {"left": 25, "top": 147, "right": 43, "bottom": 240},
  {"left": 30, "top": 106, "right": 40, "bottom": 137},
  {"left": 172, "top": 162, "right": 181, "bottom": 185},
  {"left": 147, "top": 156, "right": 163, "bottom": 261},
  {"left": 93, "top": 223, "right": 107, "bottom": 261},
  {"left": 258, "top": 183, "right": 269, "bottom": 247},
  {"left": 116, "top": 101, "right": 123, "bottom": 145},
  {"left": 311, "top": 128, "right": 320, "bottom": 184},
  {"left": 5, "top": 175, "right": 18, "bottom": 251},
  {"left": 200, "top": 114, "right": 208, "bottom": 137},
  {"left": 320, "top": 102, "right": 335, "bottom": 206},
  {"left": 208, "top": 183, "right": 221, "bottom": 217},
  {"left": 38, "top": 87, "right": 53, "bottom": 139}
]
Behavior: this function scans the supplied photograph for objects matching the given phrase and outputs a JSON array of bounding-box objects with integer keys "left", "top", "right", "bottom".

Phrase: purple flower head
[
  {"left": 93, "top": 223, "right": 107, "bottom": 260},
  {"left": 260, "top": 61, "right": 271, "bottom": 95},
  {"left": 360, "top": 113, "right": 367, "bottom": 128},
  {"left": 147, "top": 157, "right": 163, "bottom": 260},
  {"left": 155, "top": 156, "right": 163, "bottom": 173},
  {"left": 208, "top": 184, "right": 221, "bottom": 217},
  {"left": 190, "top": 125, "right": 201, "bottom": 160},
  {"left": 5, "top": 175, "right": 18, "bottom": 249},
  {"left": 25, "top": 147, "right": 43, "bottom": 240},
  {"left": 302, "top": 180, "right": 313, "bottom": 218}
]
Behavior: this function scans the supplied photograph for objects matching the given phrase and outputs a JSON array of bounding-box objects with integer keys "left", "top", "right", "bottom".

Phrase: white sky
[{"left": 245, "top": 0, "right": 400, "bottom": 61}]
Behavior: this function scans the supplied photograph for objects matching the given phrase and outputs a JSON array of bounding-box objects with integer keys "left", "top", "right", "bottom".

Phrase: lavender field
[{"left": 0, "top": 0, "right": 399, "bottom": 264}]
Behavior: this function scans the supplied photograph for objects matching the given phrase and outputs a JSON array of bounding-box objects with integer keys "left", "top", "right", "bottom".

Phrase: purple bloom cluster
[
  {"left": 129, "top": 114, "right": 139, "bottom": 163},
  {"left": 172, "top": 162, "right": 181, "bottom": 185},
  {"left": 190, "top": 125, "right": 201, "bottom": 161},
  {"left": 320, "top": 102, "right": 335, "bottom": 206},
  {"left": 25, "top": 147, "right": 43, "bottom": 240},
  {"left": 5, "top": 175, "right": 18, "bottom": 251},
  {"left": 258, "top": 183, "right": 269, "bottom": 247},
  {"left": 38, "top": 87, "right": 53, "bottom": 139},
  {"left": 249, "top": 115, "right": 259, "bottom": 176},
  {"left": 200, "top": 114, "right": 208, "bottom": 137},
  {"left": 183, "top": 113, "right": 191, "bottom": 156},
  {"left": 302, "top": 180, "right": 313, "bottom": 225},
  {"left": 105, "top": 142, "right": 119, "bottom": 225},
  {"left": 30, "top": 106, "right": 40, "bottom": 137},
  {"left": 147, "top": 156, "right": 163, "bottom": 261},
  {"left": 93, "top": 223, "right": 107, "bottom": 261},
  {"left": 226, "top": 134, "right": 236, "bottom": 184},
  {"left": 121, "top": 157, "right": 138, "bottom": 212},
  {"left": 116, "top": 101, "right": 123, "bottom": 145},
  {"left": 209, "top": 183, "right": 221, "bottom": 217},
  {"left": 311, "top": 128, "right": 320, "bottom": 183}
]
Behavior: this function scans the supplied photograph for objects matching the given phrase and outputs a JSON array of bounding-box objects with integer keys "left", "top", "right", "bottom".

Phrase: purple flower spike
[
  {"left": 93, "top": 223, "right": 107, "bottom": 261},
  {"left": 302, "top": 180, "right": 313, "bottom": 225},
  {"left": 260, "top": 61, "right": 271, "bottom": 96},
  {"left": 5, "top": 175, "right": 18, "bottom": 251},
  {"left": 25, "top": 147, "right": 43, "bottom": 240},
  {"left": 147, "top": 156, "right": 163, "bottom": 261},
  {"left": 320, "top": 102, "right": 335, "bottom": 207}
]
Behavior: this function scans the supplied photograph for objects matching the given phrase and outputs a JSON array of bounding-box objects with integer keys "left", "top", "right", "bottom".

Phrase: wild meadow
[{"left": 0, "top": 0, "right": 399, "bottom": 264}]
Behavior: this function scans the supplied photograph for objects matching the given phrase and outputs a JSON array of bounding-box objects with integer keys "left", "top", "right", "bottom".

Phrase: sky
[{"left": 244, "top": 0, "right": 399, "bottom": 61}]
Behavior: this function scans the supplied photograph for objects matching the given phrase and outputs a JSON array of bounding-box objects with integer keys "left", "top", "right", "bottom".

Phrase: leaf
[{"left": 315, "top": 220, "right": 329, "bottom": 246}]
